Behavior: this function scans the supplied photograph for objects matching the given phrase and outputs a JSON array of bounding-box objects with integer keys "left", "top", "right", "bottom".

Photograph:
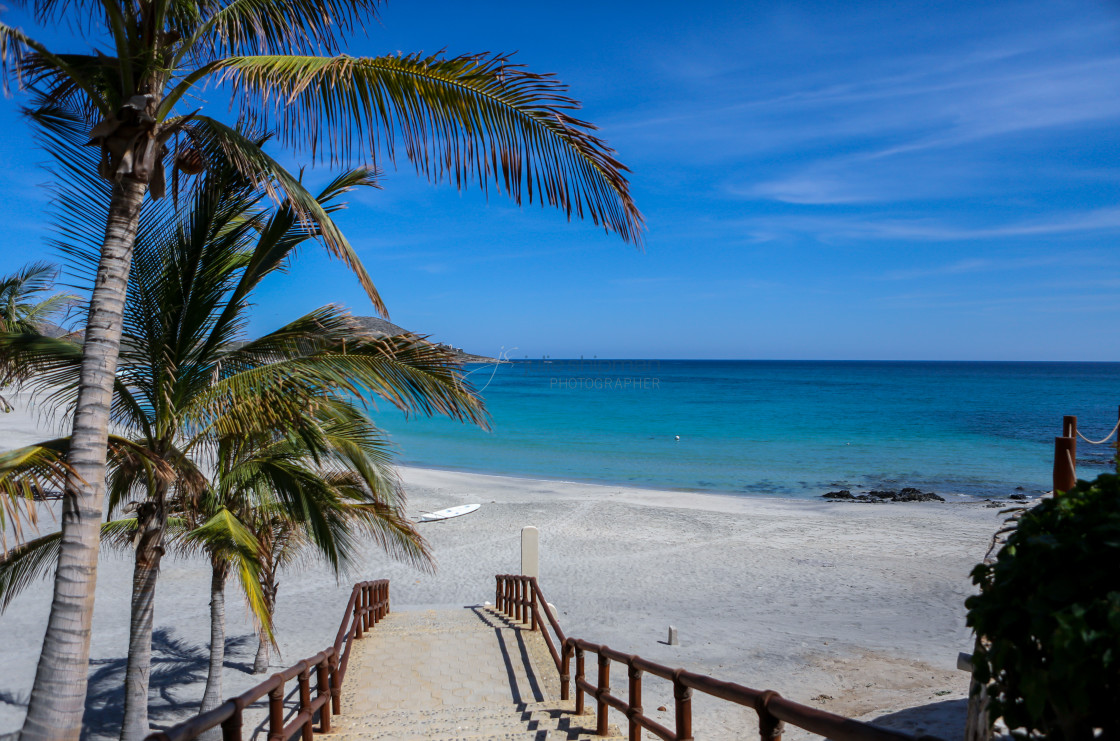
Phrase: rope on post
[{"left": 1076, "top": 418, "right": 1120, "bottom": 445}]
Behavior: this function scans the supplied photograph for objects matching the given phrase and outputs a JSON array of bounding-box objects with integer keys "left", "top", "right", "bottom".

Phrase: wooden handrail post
[
  {"left": 353, "top": 592, "right": 364, "bottom": 639},
  {"left": 495, "top": 576, "right": 502, "bottom": 612},
  {"left": 298, "top": 667, "right": 314, "bottom": 741},
  {"left": 530, "top": 582, "right": 539, "bottom": 631},
  {"left": 560, "top": 642, "right": 572, "bottom": 702},
  {"left": 330, "top": 658, "right": 342, "bottom": 715},
  {"left": 1054, "top": 436, "right": 1076, "bottom": 494},
  {"left": 575, "top": 647, "right": 586, "bottom": 715},
  {"left": 363, "top": 584, "right": 372, "bottom": 630},
  {"left": 628, "top": 661, "right": 643, "bottom": 741},
  {"left": 673, "top": 670, "right": 693, "bottom": 741},
  {"left": 267, "top": 683, "right": 285, "bottom": 741},
  {"left": 757, "top": 690, "right": 784, "bottom": 741},
  {"left": 316, "top": 657, "right": 331, "bottom": 733},
  {"left": 596, "top": 653, "right": 611, "bottom": 736},
  {"left": 220, "top": 698, "right": 244, "bottom": 741},
  {"left": 1063, "top": 415, "right": 1078, "bottom": 457}
]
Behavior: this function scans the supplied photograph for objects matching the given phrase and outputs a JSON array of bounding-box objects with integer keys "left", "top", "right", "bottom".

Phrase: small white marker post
[
  {"left": 668, "top": 625, "right": 679, "bottom": 646},
  {"left": 521, "top": 526, "right": 539, "bottom": 578}
]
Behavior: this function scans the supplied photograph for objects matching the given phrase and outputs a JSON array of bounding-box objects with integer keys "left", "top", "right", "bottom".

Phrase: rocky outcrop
[
  {"left": 353, "top": 316, "right": 499, "bottom": 363},
  {"left": 822, "top": 487, "right": 945, "bottom": 503}
]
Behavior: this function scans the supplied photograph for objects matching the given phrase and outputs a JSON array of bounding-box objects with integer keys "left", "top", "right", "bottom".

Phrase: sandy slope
[{"left": 0, "top": 387, "right": 1001, "bottom": 739}]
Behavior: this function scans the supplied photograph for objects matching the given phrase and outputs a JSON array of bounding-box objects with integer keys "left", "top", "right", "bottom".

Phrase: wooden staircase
[{"left": 328, "top": 608, "right": 621, "bottom": 740}]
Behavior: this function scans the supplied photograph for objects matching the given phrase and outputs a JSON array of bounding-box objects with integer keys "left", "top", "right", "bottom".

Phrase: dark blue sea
[{"left": 367, "top": 360, "right": 1120, "bottom": 499}]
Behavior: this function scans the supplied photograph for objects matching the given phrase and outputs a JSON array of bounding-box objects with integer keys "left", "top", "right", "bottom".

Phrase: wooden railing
[
  {"left": 146, "top": 579, "right": 389, "bottom": 741},
  {"left": 496, "top": 574, "right": 924, "bottom": 741}
]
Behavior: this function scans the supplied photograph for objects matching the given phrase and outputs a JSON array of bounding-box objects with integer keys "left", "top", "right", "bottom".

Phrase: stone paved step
[
  {"left": 331, "top": 607, "right": 622, "bottom": 740},
  {"left": 328, "top": 702, "right": 613, "bottom": 740}
]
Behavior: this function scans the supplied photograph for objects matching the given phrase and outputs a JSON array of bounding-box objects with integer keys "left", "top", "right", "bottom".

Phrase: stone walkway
[{"left": 329, "top": 607, "right": 619, "bottom": 740}]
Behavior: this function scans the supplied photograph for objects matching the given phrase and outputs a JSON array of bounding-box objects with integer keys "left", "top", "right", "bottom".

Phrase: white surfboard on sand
[{"left": 418, "top": 503, "right": 481, "bottom": 522}]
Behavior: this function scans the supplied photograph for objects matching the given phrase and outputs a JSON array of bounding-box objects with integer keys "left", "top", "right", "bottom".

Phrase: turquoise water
[{"left": 367, "top": 360, "right": 1120, "bottom": 499}]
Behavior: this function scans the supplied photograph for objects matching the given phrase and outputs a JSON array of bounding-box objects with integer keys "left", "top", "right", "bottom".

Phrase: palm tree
[
  {"left": 3, "top": 150, "right": 485, "bottom": 739},
  {"left": 0, "top": 262, "right": 77, "bottom": 412},
  {"left": 0, "top": 404, "right": 424, "bottom": 737},
  {"left": 1, "top": 4, "right": 642, "bottom": 735},
  {"left": 0, "top": 262, "right": 77, "bottom": 336},
  {"left": 187, "top": 400, "right": 433, "bottom": 716}
]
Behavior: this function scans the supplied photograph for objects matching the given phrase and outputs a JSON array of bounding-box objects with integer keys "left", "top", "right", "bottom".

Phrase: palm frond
[
  {"left": 184, "top": 507, "right": 273, "bottom": 640},
  {"left": 191, "top": 52, "right": 642, "bottom": 243},
  {"left": 0, "top": 518, "right": 139, "bottom": 611},
  {"left": 0, "top": 22, "right": 110, "bottom": 114},
  {"left": 0, "top": 444, "right": 73, "bottom": 550},
  {"left": 180, "top": 116, "right": 387, "bottom": 313},
  {"left": 0, "top": 531, "right": 60, "bottom": 610},
  {"left": 212, "top": 307, "right": 488, "bottom": 428},
  {"left": 175, "top": 0, "right": 383, "bottom": 64}
]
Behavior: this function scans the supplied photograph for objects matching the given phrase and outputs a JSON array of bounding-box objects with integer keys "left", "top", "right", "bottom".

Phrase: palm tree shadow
[
  {"left": 81, "top": 629, "right": 256, "bottom": 741},
  {"left": 856, "top": 698, "right": 967, "bottom": 741}
]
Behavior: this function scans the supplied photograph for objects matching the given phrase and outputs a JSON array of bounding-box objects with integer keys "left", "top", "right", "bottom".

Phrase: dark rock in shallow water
[
  {"left": 821, "top": 487, "right": 943, "bottom": 503},
  {"left": 1008, "top": 493, "right": 1028, "bottom": 501},
  {"left": 895, "top": 490, "right": 944, "bottom": 502}
]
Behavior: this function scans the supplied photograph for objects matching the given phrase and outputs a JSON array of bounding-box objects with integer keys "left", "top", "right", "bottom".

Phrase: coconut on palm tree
[{"left": 1, "top": 3, "right": 642, "bottom": 735}]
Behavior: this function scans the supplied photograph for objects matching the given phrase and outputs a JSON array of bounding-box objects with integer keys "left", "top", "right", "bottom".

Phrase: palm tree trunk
[
  {"left": 252, "top": 567, "right": 277, "bottom": 674},
  {"left": 20, "top": 178, "right": 148, "bottom": 741},
  {"left": 120, "top": 499, "right": 168, "bottom": 741},
  {"left": 252, "top": 636, "right": 270, "bottom": 675},
  {"left": 201, "top": 564, "right": 229, "bottom": 738}
]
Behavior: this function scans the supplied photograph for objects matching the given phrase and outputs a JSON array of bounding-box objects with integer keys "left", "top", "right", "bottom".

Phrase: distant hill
[
  {"left": 352, "top": 316, "right": 411, "bottom": 337},
  {"left": 352, "top": 316, "right": 498, "bottom": 363}
]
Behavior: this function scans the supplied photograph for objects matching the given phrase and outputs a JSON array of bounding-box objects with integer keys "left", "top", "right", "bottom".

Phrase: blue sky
[{"left": 2, "top": 0, "right": 1119, "bottom": 360}]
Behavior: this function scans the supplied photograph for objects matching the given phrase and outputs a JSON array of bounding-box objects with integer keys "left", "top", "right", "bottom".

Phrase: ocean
[{"left": 367, "top": 360, "right": 1120, "bottom": 500}]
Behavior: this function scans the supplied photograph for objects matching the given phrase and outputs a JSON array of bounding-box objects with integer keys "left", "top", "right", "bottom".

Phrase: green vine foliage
[{"left": 966, "top": 473, "right": 1120, "bottom": 740}]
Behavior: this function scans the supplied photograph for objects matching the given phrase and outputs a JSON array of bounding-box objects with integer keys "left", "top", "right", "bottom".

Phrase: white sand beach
[{"left": 0, "top": 387, "right": 1004, "bottom": 739}]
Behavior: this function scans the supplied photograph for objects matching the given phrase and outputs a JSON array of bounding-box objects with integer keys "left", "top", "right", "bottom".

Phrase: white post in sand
[{"left": 521, "top": 526, "right": 539, "bottom": 578}]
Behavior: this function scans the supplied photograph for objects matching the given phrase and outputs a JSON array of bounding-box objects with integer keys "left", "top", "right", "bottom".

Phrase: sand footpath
[{"left": 0, "top": 388, "right": 1003, "bottom": 739}]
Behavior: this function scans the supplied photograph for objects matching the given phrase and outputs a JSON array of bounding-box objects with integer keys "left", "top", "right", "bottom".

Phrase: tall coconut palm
[
  {"left": 3, "top": 147, "right": 485, "bottom": 739},
  {"left": 1, "top": 3, "right": 642, "bottom": 735}
]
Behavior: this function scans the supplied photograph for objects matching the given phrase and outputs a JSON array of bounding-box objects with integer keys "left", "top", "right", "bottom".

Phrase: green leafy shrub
[{"left": 966, "top": 473, "right": 1120, "bottom": 740}]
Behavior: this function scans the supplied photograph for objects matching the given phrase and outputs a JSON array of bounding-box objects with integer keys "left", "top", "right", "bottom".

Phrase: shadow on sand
[
  {"left": 0, "top": 629, "right": 257, "bottom": 741},
  {"left": 864, "top": 698, "right": 967, "bottom": 741}
]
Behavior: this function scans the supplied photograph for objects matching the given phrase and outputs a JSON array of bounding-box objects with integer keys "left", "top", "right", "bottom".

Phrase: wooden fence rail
[
  {"left": 145, "top": 579, "right": 389, "bottom": 741},
  {"left": 496, "top": 574, "right": 926, "bottom": 741}
]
